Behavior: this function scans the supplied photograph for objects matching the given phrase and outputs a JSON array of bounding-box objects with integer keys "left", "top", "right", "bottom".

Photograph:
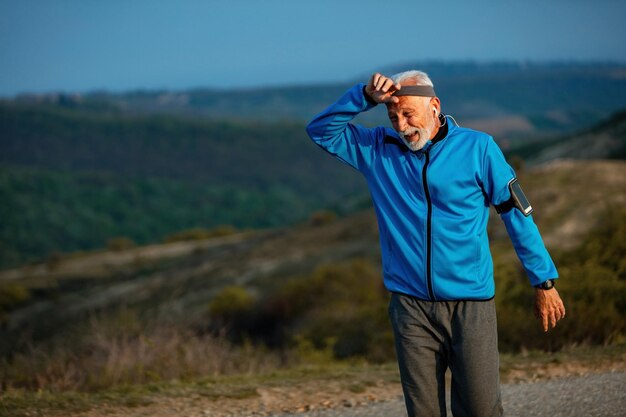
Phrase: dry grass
[
  {"left": 2, "top": 344, "right": 624, "bottom": 417},
  {"left": 1, "top": 314, "right": 284, "bottom": 393}
]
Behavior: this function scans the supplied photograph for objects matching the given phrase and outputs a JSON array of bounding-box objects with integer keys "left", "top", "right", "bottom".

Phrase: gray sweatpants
[{"left": 388, "top": 292, "right": 504, "bottom": 417}]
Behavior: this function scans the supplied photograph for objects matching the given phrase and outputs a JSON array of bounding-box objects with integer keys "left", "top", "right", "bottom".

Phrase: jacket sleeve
[
  {"left": 481, "top": 137, "right": 559, "bottom": 286},
  {"left": 305, "top": 83, "right": 381, "bottom": 173}
]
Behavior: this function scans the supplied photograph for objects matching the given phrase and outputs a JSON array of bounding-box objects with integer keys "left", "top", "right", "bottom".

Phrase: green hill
[
  {"left": 0, "top": 104, "right": 368, "bottom": 268},
  {"left": 2, "top": 61, "right": 625, "bottom": 269},
  {"left": 2, "top": 101, "right": 626, "bottom": 270}
]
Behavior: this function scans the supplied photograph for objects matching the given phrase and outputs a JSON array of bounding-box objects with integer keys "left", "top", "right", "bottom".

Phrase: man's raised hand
[{"left": 365, "top": 73, "right": 401, "bottom": 104}]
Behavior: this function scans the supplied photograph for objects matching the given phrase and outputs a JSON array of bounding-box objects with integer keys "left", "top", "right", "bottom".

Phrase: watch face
[{"left": 536, "top": 280, "right": 554, "bottom": 289}]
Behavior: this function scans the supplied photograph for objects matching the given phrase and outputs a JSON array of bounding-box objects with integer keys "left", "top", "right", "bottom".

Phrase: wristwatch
[{"left": 534, "top": 279, "right": 555, "bottom": 290}]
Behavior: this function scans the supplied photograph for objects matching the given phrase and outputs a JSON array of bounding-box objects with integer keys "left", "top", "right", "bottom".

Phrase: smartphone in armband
[{"left": 508, "top": 178, "right": 533, "bottom": 216}]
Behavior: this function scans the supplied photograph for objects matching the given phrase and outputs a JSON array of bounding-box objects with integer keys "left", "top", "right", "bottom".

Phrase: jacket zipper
[{"left": 421, "top": 150, "right": 436, "bottom": 300}]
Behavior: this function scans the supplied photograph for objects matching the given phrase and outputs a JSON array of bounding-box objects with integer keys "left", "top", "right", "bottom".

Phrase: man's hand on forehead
[{"left": 365, "top": 73, "right": 401, "bottom": 104}]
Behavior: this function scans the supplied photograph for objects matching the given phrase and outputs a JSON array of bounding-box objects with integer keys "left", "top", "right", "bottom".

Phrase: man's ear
[{"left": 430, "top": 97, "right": 441, "bottom": 115}]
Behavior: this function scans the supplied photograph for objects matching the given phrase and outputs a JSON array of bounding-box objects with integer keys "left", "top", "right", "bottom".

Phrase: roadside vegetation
[
  {"left": 1, "top": 207, "right": 624, "bottom": 400},
  {"left": 208, "top": 206, "right": 626, "bottom": 357}
]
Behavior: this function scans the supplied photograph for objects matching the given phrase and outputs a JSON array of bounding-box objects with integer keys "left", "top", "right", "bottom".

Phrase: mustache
[{"left": 399, "top": 127, "right": 422, "bottom": 139}]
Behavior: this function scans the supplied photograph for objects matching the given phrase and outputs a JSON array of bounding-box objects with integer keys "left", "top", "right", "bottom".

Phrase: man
[{"left": 305, "top": 70, "right": 565, "bottom": 417}]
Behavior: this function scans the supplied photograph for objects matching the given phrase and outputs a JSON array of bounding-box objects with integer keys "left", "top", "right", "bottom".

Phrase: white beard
[{"left": 398, "top": 126, "right": 432, "bottom": 151}]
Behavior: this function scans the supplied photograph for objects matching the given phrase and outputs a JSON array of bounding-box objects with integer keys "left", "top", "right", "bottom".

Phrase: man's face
[{"left": 386, "top": 95, "right": 439, "bottom": 151}]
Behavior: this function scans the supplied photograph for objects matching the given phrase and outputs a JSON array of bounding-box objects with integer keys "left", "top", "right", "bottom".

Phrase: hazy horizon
[
  {"left": 1, "top": 0, "right": 625, "bottom": 97},
  {"left": 3, "top": 59, "right": 625, "bottom": 99}
]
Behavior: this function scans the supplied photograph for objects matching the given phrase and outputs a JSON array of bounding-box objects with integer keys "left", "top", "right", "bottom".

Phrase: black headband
[{"left": 393, "top": 85, "right": 436, "bottom": 97}]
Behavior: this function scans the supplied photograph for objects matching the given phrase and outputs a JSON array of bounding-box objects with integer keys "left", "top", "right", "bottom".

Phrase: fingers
[
  {"left": 371, "top": 73, "right": 391, "bottom": 91},
  {"left": 367, "top": 73, "right": 383, "bottom": 92},
  {"left": 541, "top": 304, "right": 562, "bottom": 332},
  {"left": 541, "top": 306, "right": 557, "bottom": 332},
  {"left": 535, "top": 288, "right": 566, "bottom": 332},
  {"left": 379, "top": 78, "right": 392, "bottom": 92},
  {"left": 366, "top": 73, "right": 401, "bottom": 104},
  {"left": 376, "top": 78, "right": 401, "bottom": 95},
  {"left": 544, "top": 310, "right": 559, "bottom": 331},
  {"left": 372, "top": 72, "right": 382, "bottom": 89},
  {"left": 552, "top": 294, "right": 565, "bottom": 329}
]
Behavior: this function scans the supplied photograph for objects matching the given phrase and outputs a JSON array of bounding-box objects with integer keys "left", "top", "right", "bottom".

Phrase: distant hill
[
  {"left": 12, "top": 61, "right": 626, "bottom": 137},
  {"left": 507, "top": 109, "right": 626, "bottom": 164}
]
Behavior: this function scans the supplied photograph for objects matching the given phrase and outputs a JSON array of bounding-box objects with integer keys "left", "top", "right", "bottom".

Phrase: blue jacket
[{"left": 306, "top": 83, "right": 558, "bottom": 300}]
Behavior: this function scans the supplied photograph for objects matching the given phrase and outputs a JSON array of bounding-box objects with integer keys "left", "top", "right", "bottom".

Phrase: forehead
[{"left": 386, "top": 96, "right": 428, "bottom": 113}]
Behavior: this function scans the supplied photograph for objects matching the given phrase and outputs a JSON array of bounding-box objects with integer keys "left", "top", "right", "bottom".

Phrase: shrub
[
  {"left": 212, "top": 259, "right": 395, "bottom": 362},
  {"left": 45, "top": 251, "right": 64, "bottom": 269},
  {"left": 163, "top": 225, "right": 237, "bottom": 243},
  {"left": 308, "top": 210, "right": 337, "bottom": 227},
  {"left": 106, "top": 237, "right": 136, "bottom": 251},
  {"left": 0, "top": 284, "right": 31, "bottom": 324},
  {"left": 207, "top": 286, "right": 256, "bottom": 341}
]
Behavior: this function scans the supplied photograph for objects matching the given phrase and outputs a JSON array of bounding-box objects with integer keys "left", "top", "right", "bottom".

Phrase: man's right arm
[
  {"left": 305, "top": 83, "right": 379, "bottom": 172},
  {"left": 305, "top": 73, "right": 401, "bottom": 172}
]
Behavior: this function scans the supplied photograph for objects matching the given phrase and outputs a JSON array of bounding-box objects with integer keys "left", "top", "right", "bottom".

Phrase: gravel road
[{"left": 267, "top": 372, "right": 626, "bottom": 417}]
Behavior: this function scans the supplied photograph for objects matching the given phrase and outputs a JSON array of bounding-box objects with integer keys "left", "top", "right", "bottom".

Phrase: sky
[{"left": 1, "top": 0, "right": 625, "bottom": 96}]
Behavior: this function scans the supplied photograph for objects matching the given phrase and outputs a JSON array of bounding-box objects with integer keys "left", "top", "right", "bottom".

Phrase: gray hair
[{"left": 390, "top": 70, "right": 434, "bottom": 87}]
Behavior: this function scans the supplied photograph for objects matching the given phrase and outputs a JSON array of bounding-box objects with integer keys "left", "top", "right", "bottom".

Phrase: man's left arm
[{"left": 481, "top": 137, "right": 565, "bottom": 332}]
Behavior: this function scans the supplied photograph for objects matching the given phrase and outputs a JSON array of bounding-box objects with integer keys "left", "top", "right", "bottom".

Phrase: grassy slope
[
  {"left": 0, "top": 161, "right": 625, "bottom": 416},
  {"left": 1, "top": 160, "right": 624, "bottom": 349}
]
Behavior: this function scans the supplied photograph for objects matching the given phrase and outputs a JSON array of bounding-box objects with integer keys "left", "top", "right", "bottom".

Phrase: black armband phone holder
[{"left": 494, "top": 178, "right": 533, "bottom": 216}]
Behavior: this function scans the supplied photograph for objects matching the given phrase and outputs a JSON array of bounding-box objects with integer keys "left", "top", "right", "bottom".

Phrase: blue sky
[{"left": 1, "top": 0, "right": 625, "bottom": 96}]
